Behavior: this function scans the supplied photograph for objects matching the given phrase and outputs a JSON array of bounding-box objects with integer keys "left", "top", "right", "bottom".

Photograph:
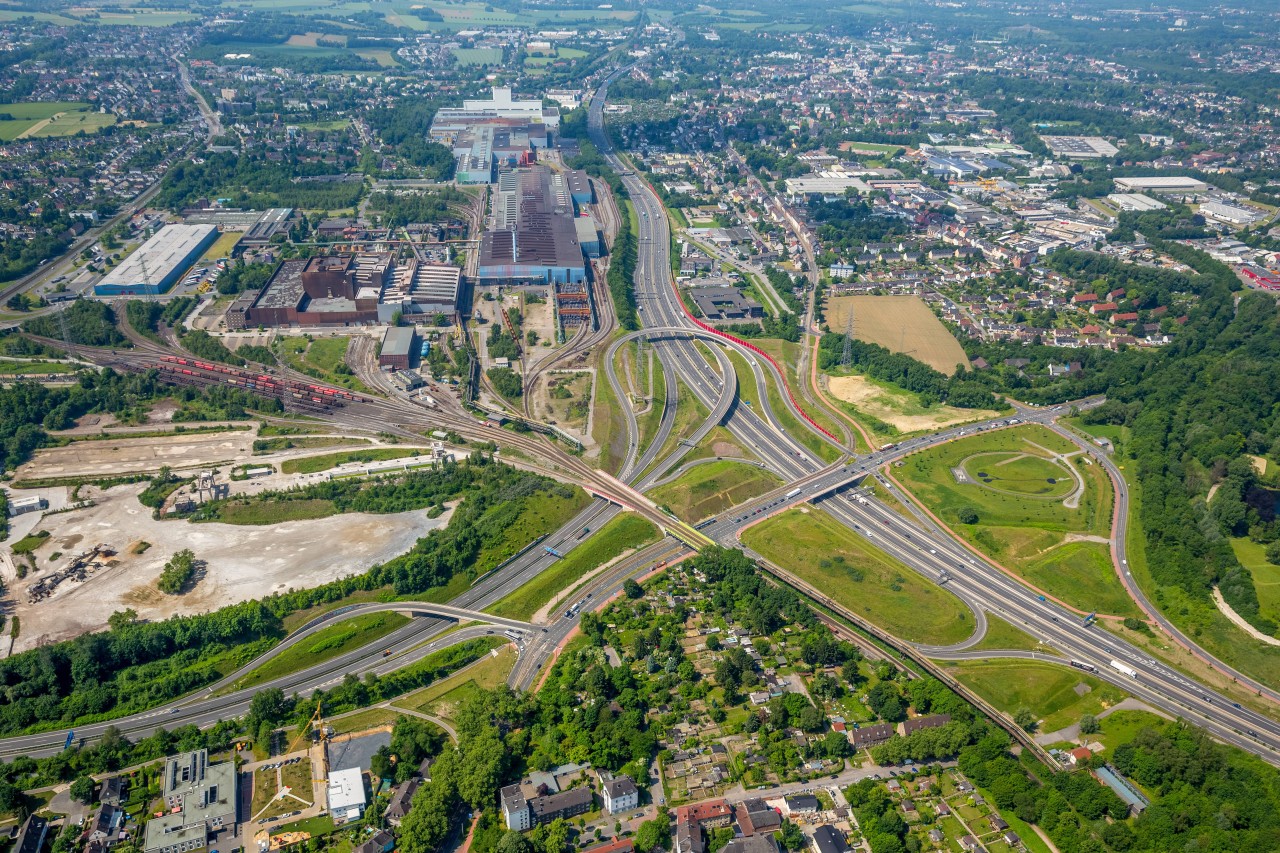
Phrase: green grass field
[
  {"left": 1230, "top": 537, "right": 1280, "bottom": 625},
  {"left": 0, "top": 101, "right": 114, "bottom": 141},
  {"left": 962, "top": 452, "right": 1076, "bottom": 499},
  {"left": 452, "top": 47, "right": 503, "bottom": 65},
  {"left": 486, "top": 513, "right": 659, "bottom": 621},
  {"left": 743, "top": 508, "right": 974, "bottom": 645},
  {"left": 280, "top": 447, "right": 424, "bottom": 475},
  {"left": 277, "top": 336, "right": 372, "bottom": 394},
  {"left": 945, "top": 658, "right": 1129, "bottom": 733},
  {"left": 897, "top": 425, "right": 1131, "bottom": 614},
  {"left": 0, "top": 362, "right": 75, "bottom": 375},
  {"left": 234, "top": 612, "right": 409, "bottom": 691},
  {"left": 203, "top": 498, "right": 337, "bottom": 524},
  {"left": 650, "top": 460, "right": 781, "bottom": 523},
  {"left": 395, "top": 644, "right": 518, "bottom": 724},
  {"left": 966, "top": 614, "right": 1046, "bottom": 653}
]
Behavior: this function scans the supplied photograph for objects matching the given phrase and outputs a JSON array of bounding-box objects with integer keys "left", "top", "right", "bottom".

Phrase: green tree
[
  {"left": 1014, "top": 707, "right": 1038, "bottom": 732},
  {"left": 957, "top": 506, "right": 979, "bottom": 524},
  {"left": 1079, "top": 714, "right": 1100, "bottom": 735},
  {"left": 636, "top": 815, "right": 670, "bottom": 852},
  {"left": 623, "top": 578, "right": 644, "bottom": 599},
  {"left": 69, "top": 775, "right": 95, "bottom": 804},
  {"left": 778, "top": 820, "right": 805, "bottom": 851}
]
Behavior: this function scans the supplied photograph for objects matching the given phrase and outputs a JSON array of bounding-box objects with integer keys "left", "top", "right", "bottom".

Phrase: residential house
[{"left": 602, "top": 777, "right": 640, "bottom": 815}]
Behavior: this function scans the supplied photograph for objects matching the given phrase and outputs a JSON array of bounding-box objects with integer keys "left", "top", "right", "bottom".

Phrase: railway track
[{"left": 24, "top": 327, "right": 710, "bottom": 547}]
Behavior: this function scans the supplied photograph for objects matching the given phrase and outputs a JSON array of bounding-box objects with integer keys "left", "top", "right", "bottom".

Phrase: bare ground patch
[
  {"left": 827, "top": 374, "right": 998, "bottom": 432},
  {"left": 8, "top": 483, "right": 453, "bottom": 651}
]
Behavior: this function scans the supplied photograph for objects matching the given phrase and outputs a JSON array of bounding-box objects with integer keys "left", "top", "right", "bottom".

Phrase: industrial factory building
[
  {"left": 477, "top": 166, "right": 587, "bottom": 286},
  {"left": 94, "top": 224, "right": 219, "bottom": 297},
  {"left": 226, "top": 253, "right": 463, "bottom": 329},
  {"left": 431, "top": 88, "right": 557, "bottom": 184},
  {"left": 379, "top": 326, "right": 418, "bottom": 370},
  {"left": 225, "top": 254, "right": 393, "bottom": 329},
  {"left": 380, "top": 261, "right": 462, "bottom": 322}
]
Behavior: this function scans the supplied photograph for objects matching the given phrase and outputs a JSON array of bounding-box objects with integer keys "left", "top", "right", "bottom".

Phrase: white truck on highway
[
  {"left": 785, "top": 488, "right": 802, "bottom": 499},
  {"left": 1109, "top": 660, "right": 1138, "bottom": 679}
]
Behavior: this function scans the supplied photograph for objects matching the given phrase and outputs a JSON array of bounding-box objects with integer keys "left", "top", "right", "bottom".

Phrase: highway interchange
[{"left": 4, "top": 64, "right": 1280, "bottom": 772}]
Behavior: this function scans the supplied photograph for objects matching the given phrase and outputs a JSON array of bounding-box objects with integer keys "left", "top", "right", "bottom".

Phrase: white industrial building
[
  {"left": 327, "top": 768, "right": 367, "bottom": 824},
  {"left": 1113, "top": 176, "right": 1208, "bottom": 193},
  {"left": 94, "top": 224, "right": 219, "bottom": 297},
  {"left": 1199, "top": 201, "right": 1265, "bottom": 226}
]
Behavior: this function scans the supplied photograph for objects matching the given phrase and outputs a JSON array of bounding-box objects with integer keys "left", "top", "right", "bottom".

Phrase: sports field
[
  {"left": 825, "top": 295, "right": 968, "bottom": 375},
  {"left": 743, "top": 507, "right": 975, "bottom": 645}
]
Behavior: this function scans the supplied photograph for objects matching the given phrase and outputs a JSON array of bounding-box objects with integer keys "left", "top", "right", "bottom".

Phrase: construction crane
[{"left": 286, "top": 699, "right": 327, "bottom": 756}]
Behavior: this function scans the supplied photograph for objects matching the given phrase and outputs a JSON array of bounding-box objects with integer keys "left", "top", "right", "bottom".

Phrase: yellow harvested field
[
  {"left": 827, "top": 374, "right": 999, "bottom": 432},
  {"left": 825, "top": 295, "right": 968, "bottom": 375}
]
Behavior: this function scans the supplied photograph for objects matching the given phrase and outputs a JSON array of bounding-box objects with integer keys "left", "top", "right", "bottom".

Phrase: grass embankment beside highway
[
  {"left": 231, "top": 612, "right": 410, "bottom": 691},
  {"left": 964, "top": 614, "right": 1047, "bottom": 653},
  {"left": 640, "top": 379, "right": 710, "bottom": 477},
  {"left": 650, "top": 459, "right": 781, "bottom": 523},
  {"left": 941, "top": 658, "right": 1128, "bottom": 734},
  {"left": 722, "top": 345, "right": 843, "bottom": 464},
  {"left": 394, "top": 644, "right": 518, "bottom": 726},
  {"left": 1065, "top": 419, "right": 1280, "bottom": 716},
  {"left": 742, "top": 507, "right": 974, "bottom": 645},
  {"left": 749, "top": 338, "right": 852, "bottom": 454},
  {"left": 894, "top": 424, "right": 1137, "bottom": 618},
  {"left": 486, "top": 513, "right": 660, "bottom": 621},
  {"left": 592, "top": 333, "right": 629, "bottom": 475}
]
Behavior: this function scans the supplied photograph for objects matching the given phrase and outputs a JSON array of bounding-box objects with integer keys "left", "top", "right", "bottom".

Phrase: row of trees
[{"left": 817, "top": 334, "right": 1000, "bottom": 410}]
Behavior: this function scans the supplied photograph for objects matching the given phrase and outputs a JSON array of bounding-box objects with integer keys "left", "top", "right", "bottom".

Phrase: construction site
[{"left": 2, "top": 422, "right": 460, "bottom": 653}]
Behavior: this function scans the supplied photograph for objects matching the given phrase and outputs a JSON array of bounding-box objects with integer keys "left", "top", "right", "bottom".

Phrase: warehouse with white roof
[{"left": 94, "top": 224, "right": 219, "bottom": 297}]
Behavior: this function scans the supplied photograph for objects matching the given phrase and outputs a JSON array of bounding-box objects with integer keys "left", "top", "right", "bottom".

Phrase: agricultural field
[
  {"left": 826, "top": 372, "right": 999, "bottom": 434},
  {"left": 743, "top": 507, "right": 975, "bottom": 645},
  {"left": 0, "top": 102, "right": 117, "bottom": 141},
  {"left": 486, "top": 513, "right": 659, "bottom": 621},
  {"left": 650, "top": 459, "right": 781, "bottom": 523},
  {"left": 895, "top": 424, "right": 1134, "bottom": 615},
  {"left": 825, "top": 295, "right": 968, "bottom": 375},
  {"left": 944, "top": 658, "right": 1129, "bottom": 734}
]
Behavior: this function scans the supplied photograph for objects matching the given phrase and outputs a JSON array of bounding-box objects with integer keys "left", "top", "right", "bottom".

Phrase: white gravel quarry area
[{"left": 4, "top": 481, "right": 454, "bottom": 652}]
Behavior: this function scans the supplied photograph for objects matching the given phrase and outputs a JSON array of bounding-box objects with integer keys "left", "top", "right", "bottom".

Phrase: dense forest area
[
  {"left": 156, "top": 151, "right": 363, "bottom": 211},
  {"left": 365, "top": 98, "right": 457, "bottom": 180},
  {"left": 367, "top": 187, "right": 472, "bottom": 227},
  {"left": 22, "top": 300, "right": 126, "bottom": 349}
]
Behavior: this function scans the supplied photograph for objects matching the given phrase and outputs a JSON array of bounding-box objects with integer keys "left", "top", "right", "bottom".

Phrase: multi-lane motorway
[
  {"left": 7, "top": 62, "right": 1280, "bottom": 770},
  {"left": 579, "top": 68, "right": 1280, "bottom": 765}
]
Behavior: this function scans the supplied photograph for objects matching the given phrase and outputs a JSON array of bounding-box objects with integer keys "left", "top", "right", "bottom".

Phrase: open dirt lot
[
  {"left": 4, "top": 482, "right": 453, "bottom": 652},
  {"left": 17, "top": 430, "right": 255, "bottom": 479},
  {"left": 825, "top": 295, "right": 968, "bottom": 375},
  {"left": 827, "top": 374, "right": 998, "bottom": 432}
]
